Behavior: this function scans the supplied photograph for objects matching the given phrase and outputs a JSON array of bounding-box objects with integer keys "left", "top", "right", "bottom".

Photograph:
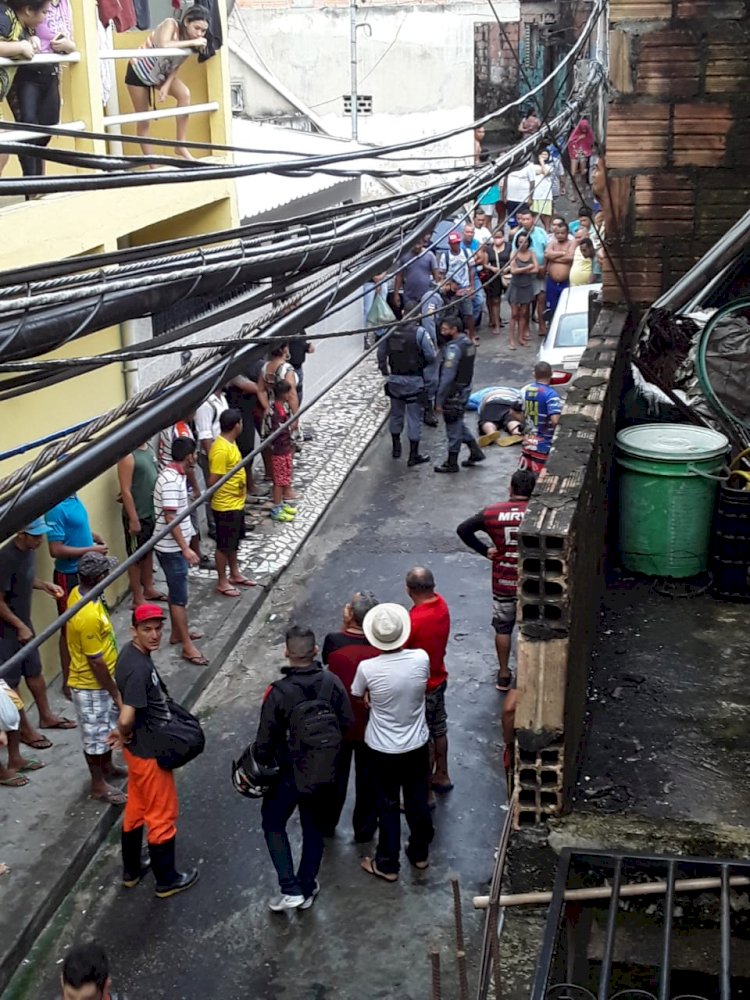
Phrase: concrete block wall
[
  {"left": 601, "top": 0, "right": 750, "bottom": 304},
  {"left": 513, "top": 307, "right": 633, "bottom": 827}
]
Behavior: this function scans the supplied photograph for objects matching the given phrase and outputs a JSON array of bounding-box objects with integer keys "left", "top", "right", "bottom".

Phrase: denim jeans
[
  {"left": 261, "top": 775, "right": 328, "bottom": 897},
  {"left": 370, "top": 743, "right": 434, "bottom": 875}
]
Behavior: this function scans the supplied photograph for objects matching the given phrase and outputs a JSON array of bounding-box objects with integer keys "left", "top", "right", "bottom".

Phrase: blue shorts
[{"left": 156, "top": 550, "right": 189, "bottom": 607}]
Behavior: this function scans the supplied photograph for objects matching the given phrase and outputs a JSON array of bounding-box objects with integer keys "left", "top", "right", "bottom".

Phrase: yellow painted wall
[{"left": 0, "top": 0, "right": 237, "bottom": 703}]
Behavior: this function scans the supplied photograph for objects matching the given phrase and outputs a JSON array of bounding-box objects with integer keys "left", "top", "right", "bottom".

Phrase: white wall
[{"left": 231, "top": 0, "right": 520, "bottom": 164}]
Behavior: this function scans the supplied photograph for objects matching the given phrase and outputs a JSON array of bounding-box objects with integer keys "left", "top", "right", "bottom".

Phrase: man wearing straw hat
[{"left": 352, "top": 603, "right": 433, "bottom": 883}]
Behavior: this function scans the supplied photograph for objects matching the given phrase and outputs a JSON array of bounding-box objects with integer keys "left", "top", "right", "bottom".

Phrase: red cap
[
  {"left": 448, "top": 232, "right": 461, "bottom": 243},
  {"left": 133, "top": 603, "right": 166, "bottom": 624}
]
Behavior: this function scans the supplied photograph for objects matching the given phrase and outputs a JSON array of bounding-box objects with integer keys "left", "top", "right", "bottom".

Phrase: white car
[{"left": 537, "top": 283, "right": 602, "bottom": 384}]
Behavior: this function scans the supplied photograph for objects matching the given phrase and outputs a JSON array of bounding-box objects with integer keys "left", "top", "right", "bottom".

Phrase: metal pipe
[
  {"left": 598, "top": 858, "right": 622, "bottom": 1000},
  {"left": 658, "top": 860, "right": 676, "bottom": 1000},
  {"left": 350, "top": 0, "right": 358, "bottom": 141},
  {"left": 473, "top": 875, "right": 750, "bottom": 909},
  {"left": 451, "top": 877, "right": 470, "bottom": 1000},
  {"left": 720, "top": 866, "right": 731, "bottom": 1000},
  {"left": 654, "top": 207, "right": 750, "bottom": 313}
]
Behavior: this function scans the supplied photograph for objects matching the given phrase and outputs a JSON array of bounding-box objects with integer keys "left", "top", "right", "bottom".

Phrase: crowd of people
[
  {"left": 0, "top": 332, "right": 317, "bottom": 793},
  {"left": 0, "top": 1, "right": 213, "bottom": 178}
]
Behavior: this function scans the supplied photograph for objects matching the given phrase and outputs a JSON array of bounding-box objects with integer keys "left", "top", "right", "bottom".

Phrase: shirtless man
[{"left": 544, "top": 220, "right": 575, "bottom": 321}]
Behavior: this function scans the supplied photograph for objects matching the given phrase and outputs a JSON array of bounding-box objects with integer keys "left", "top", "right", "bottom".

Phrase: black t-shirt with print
[{"left": 115, "top": 642, "right": 171, "bottom": 759}]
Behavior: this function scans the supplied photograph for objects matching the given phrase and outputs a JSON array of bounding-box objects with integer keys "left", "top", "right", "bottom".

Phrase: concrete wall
[
  {"left": 513, "top": 306, "right": 635, "bottom": 826},
  {"left": 601, "top": 0, "right": 750, "bottom": 304},
  {"left": 232, "top": 0, "right": 520, "bottom": 162}
]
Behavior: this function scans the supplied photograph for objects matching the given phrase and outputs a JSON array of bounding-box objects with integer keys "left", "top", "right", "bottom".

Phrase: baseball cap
[
  {"left": 133, "top": 603, "right": 167, "bottom": 624},
  {"left": 78, "top": 551, "right": 118, "bottom": 580},
  {"left": 23, "top": 516, "right": 48, "bottom": 536},
  {"left": 448, "top": 232, "right": 461, "bottom": 244}
]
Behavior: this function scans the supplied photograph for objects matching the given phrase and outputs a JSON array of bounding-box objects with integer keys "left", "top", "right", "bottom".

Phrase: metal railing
[{"left": 530, "top": 849, "right": 750, "bottom": 1000}]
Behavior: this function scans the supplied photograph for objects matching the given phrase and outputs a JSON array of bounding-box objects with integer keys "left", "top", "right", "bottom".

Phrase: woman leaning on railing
[{"left": 7, "top": 0, "right": 76, "bottom": 179}]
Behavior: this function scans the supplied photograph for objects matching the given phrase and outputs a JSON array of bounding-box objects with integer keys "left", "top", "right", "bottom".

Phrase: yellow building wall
[{"left": 0, "top": 0, "right": 238, "bottom": 699}]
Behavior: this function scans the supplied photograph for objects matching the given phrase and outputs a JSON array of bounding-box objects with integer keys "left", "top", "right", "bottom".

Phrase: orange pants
[{"left": 122, "top": 748, "right": 178, "bottom": 845}]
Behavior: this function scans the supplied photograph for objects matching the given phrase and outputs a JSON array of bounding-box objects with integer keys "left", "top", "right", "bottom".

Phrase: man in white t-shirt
[
  {"left": 153, "top": 438, "right": 205, "bottom": 667},
  {"left": 352, "top": 603, "right": 433, "bottom": 882}
]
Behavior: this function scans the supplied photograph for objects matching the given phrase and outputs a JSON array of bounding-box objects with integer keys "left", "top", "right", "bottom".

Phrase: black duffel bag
[{"left": 152, "top": 671, "right": 206, "bottom": 771}]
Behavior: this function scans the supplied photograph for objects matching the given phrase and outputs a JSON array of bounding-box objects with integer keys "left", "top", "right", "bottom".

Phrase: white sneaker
[
  {"left": 299, "top": 881, "right": 321, "bottom": 910},
  {"left": 268, "top": 892, "right": 305, "bottom": 912}
]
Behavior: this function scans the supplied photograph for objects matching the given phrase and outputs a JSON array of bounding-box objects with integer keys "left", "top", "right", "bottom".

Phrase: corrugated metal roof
[{"left": 233, "top": 119, "right": 364, "bottom": 219}]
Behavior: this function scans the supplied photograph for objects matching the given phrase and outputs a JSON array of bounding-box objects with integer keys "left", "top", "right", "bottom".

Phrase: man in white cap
[{"left": 352, "top": 603, "right": 433, "bottom": 882}]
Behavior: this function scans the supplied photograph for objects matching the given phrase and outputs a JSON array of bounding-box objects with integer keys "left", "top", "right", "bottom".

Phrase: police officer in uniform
[
  {"left": 434, "top": 315, "right": 486, "bottom": 474},
  {"left": 418, "top": 283, "right": 445, "bottom": 427},
  {"left": 377, "top": 309, "right": 437, "bottom": 467}
]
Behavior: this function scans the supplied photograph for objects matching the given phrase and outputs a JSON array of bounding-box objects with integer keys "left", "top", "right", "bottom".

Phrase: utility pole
[{"left": 350, "top": 0, "right": 358, "bottom": 141}]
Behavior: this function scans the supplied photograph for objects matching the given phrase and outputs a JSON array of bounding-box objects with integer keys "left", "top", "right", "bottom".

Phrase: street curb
[{"left": 0, "top": 389, "right": 387, "bottom": 996}]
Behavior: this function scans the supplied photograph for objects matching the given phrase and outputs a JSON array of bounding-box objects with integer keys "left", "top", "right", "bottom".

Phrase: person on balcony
[
  {"left": 0, "top": 0, "right": 43, "bottom": 175},
  {"left": 7, "top": 0, "right": 76, "bottom": 179},
  {"left": 125, "top": 4, "right": 209, "bottom": 160}
]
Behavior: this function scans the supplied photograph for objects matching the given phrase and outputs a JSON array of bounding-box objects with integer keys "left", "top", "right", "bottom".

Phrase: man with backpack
[{"left": 254, "top": 625, "right": 353, "bottom": 912}]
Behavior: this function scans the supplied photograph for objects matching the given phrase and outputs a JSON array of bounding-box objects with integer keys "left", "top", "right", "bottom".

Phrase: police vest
[
  {"left": 452, "top": 336, "right": 476, "bottom": 390},
  {"left": 387, "top": 325, "right": 423, "bottom": 376}
]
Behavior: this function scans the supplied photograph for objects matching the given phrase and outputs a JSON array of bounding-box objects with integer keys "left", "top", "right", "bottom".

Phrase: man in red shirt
[
  {"left": 405, "top": 566, "right": 452, "bottom": 798},
  {"left": 456, "top": 469, "right": 536, "bottom": 691},
  {"left": 321, "top": 591, "right": 380, "bottom": 842}
]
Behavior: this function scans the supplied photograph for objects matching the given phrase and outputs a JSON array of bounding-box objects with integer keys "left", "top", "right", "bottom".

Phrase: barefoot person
[
  {"left": 507, "top": 232, "right": 538, "bottom": 349},
  {"left": 125, "top": 5, "right": 209, "bottom": 158},
  {"left": 66, "top": 552, "right": 127, "bottom": 805},
  {"left": 0, "top": 517, "right": 74, "bottom": 752},
  {"left": 208, "top": 408, "right": 255, "bottom": 595}
]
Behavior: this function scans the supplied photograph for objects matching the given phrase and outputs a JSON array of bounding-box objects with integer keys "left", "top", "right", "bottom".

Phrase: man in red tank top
[{"left": 456, "top": 469, "right": 536, "bottom": 691}]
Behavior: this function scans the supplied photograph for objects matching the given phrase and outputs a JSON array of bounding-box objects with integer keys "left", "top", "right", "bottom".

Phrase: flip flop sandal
[
  {"left": 496, "top": 434, "right": 524, "bottom": 448},
  {"left": 0, "top": 774, "right": 29, "bottom": 787},
  {"left": 21, "top": 736, "right": 53, "bottom": 750},
  {"left": 496, "top": 675, "right": 513, "bottom": 692},
  {"left": 143, "top": 592, "right": 169, "bottom": 602},
  {"left": 228, "top": 578, "right": 256, "bottom": 588},
  {"left": 40, "top": 717, "right": 77, "bottom": 730},
  {"left": 19, "top": 759, "right": 45, "bottom": 772},
  {"left": 182, "top": 653, "right": 209, "bottom": 666},
  {"left": 215, "top": 587, "right": 241, "bottom": 598},
  {"left": 361, "top": 857, "right": 398, "bottom": 882},
  {"left": 170, "top": 630, "right": 204, "bottom": 645},
  {"left": 90, "top": 789, "right": 127, "bottom": 806}
]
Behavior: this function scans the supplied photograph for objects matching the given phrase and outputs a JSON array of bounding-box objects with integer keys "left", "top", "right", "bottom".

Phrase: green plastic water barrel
[{"left": 616, "top": 423, "right": 728, "bottom": 578}]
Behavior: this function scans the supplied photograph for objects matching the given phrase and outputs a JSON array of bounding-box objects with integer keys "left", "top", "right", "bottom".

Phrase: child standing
[{"left": 269, "top": 380, "right": 297, "bottom": 523}]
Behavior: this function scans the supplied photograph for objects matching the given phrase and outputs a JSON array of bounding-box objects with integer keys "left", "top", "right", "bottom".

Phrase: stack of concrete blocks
[{"left": 513, "top": 309, "right": 632, "bottom": 828}]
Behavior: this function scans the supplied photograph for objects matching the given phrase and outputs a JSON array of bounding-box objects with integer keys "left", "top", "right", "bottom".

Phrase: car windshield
[{"left": 554, "top": 312, "right": 589, "bottom": 348}]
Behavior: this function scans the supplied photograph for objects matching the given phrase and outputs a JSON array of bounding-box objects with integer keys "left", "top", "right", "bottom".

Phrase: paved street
[{"left": 9, "top": 337, "right": 535, "bottom": 1000}]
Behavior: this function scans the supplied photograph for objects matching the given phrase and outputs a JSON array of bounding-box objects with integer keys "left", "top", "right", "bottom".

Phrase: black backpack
[
  {"left": 284, "top": 672, "right": 342, "bottom": 795},
  {"left": 151, "top": 670, "right": 206, "bottom": 772}
]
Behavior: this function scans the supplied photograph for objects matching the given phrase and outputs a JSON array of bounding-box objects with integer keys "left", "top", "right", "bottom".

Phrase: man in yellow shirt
[
  {"left": 569, "top": 238, "right": 596, "bottom": 287},
  {"left": 66, "top": 551, "right": 125, "bottom": 805},
  {"left": 208, "top": 408, "right": 255, "bottom": 597}
]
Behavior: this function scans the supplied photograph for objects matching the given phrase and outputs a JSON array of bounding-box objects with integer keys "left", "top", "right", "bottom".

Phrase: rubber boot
[
  {"left": 121, "top": 826, "right": 151, "bottom": 888},
  {"left": 462, "top": 438, "right": 486, "bottom": 467},
  {"left": 434, "top": 451, "right": 460, "bottom": 474},
  {"left": 391, "top": 433, "right": 402, "bottom": 459},
  {"left": 423, "top": 404, "right": 439, "bottom": 428},
  {"left": 148, "top": 837, "right": 200, "bottom": 899},
  {"left": 407, "top": 440, "right": 430, "bottom": 467}
]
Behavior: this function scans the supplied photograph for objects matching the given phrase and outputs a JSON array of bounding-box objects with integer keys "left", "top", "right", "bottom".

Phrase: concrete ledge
[{"left": 514, "top": 306, "right": 634, "bottom": 823}]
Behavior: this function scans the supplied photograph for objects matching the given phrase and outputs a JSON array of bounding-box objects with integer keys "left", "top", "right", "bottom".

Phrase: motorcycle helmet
[{"left": 231, "top": 742, "right": 279, "bottom": 799}]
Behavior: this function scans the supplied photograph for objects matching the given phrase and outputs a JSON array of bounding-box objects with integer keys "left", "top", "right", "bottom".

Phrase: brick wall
[{"left": 602, "top": 0, "right": 750, "bottom": 304}]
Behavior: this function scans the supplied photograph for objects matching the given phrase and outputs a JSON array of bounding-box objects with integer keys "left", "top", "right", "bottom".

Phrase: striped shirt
[{"left": 129, "top": 30, "right": 182, "bottom": 87}]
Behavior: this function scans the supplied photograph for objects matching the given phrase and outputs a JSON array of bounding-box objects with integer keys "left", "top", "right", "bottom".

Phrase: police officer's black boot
[
  {"left": 407, "top": 440, "right": 430, "bottom": 467},
  {"left": 423, "top": 403, "right": 439, "bottom": 428},
  {"left": 148, "top": 837, "right": 200, "bottom": 898},
  {"left": 121, "top": 826, "right": 151, "bottom": 888},
  {"left": 434, "top": 451, "right": 460, "bottom": 474},
  {"left": 391, "top": 433, "right": 402, "bottom": 459},
  {"left": 462, "top": 438, "right": 487, "bottom": 467}
]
